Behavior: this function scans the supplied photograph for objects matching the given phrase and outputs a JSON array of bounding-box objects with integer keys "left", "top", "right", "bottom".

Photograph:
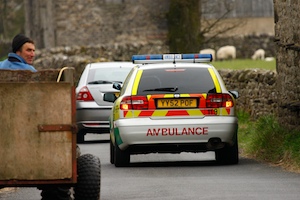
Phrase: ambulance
[{"left": 103, "top": 54, "right": 239, "bottom": 167}]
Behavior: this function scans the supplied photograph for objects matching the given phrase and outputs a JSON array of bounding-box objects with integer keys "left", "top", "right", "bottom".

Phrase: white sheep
[
  {"left": 251, "top": 49, "right": 265, "bottom": 60},
  {"left": 265, "top": 57, "right": 275, "bottom": 62},
  {"left": 199, "top": 48, "right": 216, "bottom": 61},
  {"left": 216, "top": 45, "right": 236, "bottom": 61}
]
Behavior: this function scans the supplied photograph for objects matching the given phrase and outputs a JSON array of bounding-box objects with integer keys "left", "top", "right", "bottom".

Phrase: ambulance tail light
[
  {"left": 77, "top": 86, "right": 94, "bottom": 101},
  {"left": 120, "top": 96, "right": 149, "bottom": 110},
  {"left": 206, "top": 94, "right": 234, "bottom": 108}
]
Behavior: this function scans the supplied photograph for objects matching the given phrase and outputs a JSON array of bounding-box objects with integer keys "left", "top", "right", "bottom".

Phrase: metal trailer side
[{"left": 0, "top": 69, "right": 77, "bottom": 187}]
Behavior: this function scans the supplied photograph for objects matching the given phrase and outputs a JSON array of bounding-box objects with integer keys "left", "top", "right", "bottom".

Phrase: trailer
[{"left": 0, "top": 68, "right": 101, "bottom": 200}]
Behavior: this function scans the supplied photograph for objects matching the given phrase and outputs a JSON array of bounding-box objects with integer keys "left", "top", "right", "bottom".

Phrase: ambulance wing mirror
[{"left": 229, "top": 90, "right": 239, "bottom": 99}]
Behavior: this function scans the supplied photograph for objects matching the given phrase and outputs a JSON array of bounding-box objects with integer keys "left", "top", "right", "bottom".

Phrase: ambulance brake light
[
  {"left": 120, "top": 96, "right": 149, "bottom": 110},
  {"left": 206, "top": 94, "right": 234, "bottom": 108},
  {"left": 132, "top": 54, "right": 212, "bottom": 64}
]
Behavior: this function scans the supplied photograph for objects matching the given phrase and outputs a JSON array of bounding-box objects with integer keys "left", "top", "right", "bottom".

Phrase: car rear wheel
[
  {"left": 77, "top": 130, "right": 85, "bottom": 144},
  {"left": 215, "top": 138, "right": 239, "bottom": 165},
  {"left": 40, "top": 186, "right": 71, "bottom": 200},
  {"left": 114, "top": 143, "right": 130, "bottom": 167}
]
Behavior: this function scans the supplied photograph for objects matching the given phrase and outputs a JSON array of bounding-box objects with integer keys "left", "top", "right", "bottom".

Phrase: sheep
[
  {"left": 216, "top": 45, "right": 236, "bottom": 61},
  {"left": 199, "top": 48, "right": 216, "bottom": 61},
  {"left": 251, "top": 49, "right": 265, "bottom": 60},
  {"left": 265, "top": 57, "right": 275, "bottom": 62}
]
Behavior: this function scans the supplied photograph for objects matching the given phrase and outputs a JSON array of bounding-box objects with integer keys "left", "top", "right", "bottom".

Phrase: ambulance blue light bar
[{"left": 132, "top": 54, "right": 212, "bottom": 64}]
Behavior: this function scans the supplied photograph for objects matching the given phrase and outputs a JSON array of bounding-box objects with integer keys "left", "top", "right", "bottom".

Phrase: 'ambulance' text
[{"left": 146, "top": 127, "right": 208, "bottom": 136}]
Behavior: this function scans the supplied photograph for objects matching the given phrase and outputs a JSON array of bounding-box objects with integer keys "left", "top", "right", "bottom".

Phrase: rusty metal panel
[
  {"left": 0, "top": 82, "right": 74, "bottom": 181},
  {"left": 38, "top": 124, "right": 76, "bottom": 132}
]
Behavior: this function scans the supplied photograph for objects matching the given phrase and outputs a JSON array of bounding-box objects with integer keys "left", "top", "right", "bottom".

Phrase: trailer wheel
[
  {"left": 41, "top": 186, "right": 71, "bottom": 200},
  {"left": 74, "top": 153, "right": 101, "bottom": 200}
]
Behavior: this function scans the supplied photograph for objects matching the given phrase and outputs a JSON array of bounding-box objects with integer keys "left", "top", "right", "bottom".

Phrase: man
[{"left": 0, "top": 34, "right": 37, "bottom": 72}]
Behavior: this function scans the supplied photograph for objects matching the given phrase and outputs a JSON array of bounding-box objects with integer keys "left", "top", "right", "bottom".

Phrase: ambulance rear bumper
[{"left": 114, "top": 116, "right": 238, "bottom": 152}]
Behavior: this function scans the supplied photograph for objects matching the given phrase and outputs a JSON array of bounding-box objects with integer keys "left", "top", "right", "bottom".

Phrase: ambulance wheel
[
  {"left": 114, "top": 143, "right": 130, "bottom": 167},
  {"left": 215, "top": 138, "right": 239, "bottom": 165},
  {"left": 74, "top": 154, "right": 101, "bottom": 200},
  {"left": 110, "top": 138, "right": 115, "bottom": 164}
]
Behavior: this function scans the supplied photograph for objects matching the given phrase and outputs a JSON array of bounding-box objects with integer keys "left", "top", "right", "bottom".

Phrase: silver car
[{"left": 76, "top": 62, "right": 135, "bottom": 143}]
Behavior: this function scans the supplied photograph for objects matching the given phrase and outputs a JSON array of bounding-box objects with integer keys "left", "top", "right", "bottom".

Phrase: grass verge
[
  {"left": 213, "top": 59, "right": 276, "bottom": 70},
  {"left": 238, "top": 110, "right": 300, "bottom": 173}
]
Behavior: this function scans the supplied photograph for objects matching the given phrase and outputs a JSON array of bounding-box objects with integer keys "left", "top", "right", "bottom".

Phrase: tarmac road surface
[{"left": 1, "top": 134, "right": 300, "bottom": 200}]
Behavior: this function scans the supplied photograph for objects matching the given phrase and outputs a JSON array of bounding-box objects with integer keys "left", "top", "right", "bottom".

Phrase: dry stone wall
[
  {"left": 219, "top": 69, "right": 277, "bottom": 118},
  {"left": 202, "top": 34, "right": 276, "bottom": 59}
]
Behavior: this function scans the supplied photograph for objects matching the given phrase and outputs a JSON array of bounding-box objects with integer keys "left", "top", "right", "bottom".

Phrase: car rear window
[
  {"left": 137, "top": 67, "right": 216, "bottom": 95},
  {"left": 88, "top": 67, "right": 132, "bottom": 83}
]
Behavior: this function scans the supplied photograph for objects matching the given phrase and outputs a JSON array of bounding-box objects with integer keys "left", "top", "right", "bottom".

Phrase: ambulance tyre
[
  {"left": 110, "top": 139, "right": 115, "bottom": 164},
  {"left": 74, "top": 154, "right": 101, "bottom": 200},
  {"left": 114, "top": 143, "right": 130, "bottom": 167},
  {"left": 215, "top": 138, "right": 239, "bottom": 165}
]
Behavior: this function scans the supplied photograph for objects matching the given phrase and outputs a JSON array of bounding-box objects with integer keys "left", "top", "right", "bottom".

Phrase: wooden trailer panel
[{"left": 0, "top": 82, "right": 75, "bottom": 181}]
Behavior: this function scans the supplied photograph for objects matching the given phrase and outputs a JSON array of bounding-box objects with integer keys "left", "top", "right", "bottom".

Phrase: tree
[
  {"left": 0, "top": 0, "right": 25, "bottom": 58},
  {"left": 24, "top": 0, "right": 56, "bottom": 49},
  {"left": 0, "top": 0, "right": 25, "bottom": 39},
  {"left": 167, "top": 0, "right": 201, "bottom": 53},
  {"left": 167, "top": 0, "right": 245, "bottom": 53}
]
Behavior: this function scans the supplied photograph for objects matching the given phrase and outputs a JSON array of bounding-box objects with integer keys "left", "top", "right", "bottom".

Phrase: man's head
[{"left": 12, "top": 34, "right": 35, "bottom": 65}]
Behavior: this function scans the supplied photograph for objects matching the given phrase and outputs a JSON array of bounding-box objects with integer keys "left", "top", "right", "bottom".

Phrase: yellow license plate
[{"left": 157, "top": 98, "right": 197, "bottom": 108}]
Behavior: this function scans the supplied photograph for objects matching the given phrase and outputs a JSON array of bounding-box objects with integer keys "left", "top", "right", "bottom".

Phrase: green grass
[
  {"left": 238, "top": 111, "right": 300, "bottom": 172},
  {"left": 212, "top": 59, "right": 276, "bottom": 70}
]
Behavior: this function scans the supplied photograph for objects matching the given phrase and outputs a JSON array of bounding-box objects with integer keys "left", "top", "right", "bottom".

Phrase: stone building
[
  {"left": 24, "top": 0, "right": 274, "bottom": 50},
  {"left": 24, "top": 0, "right": 170, "bottom": 49}
]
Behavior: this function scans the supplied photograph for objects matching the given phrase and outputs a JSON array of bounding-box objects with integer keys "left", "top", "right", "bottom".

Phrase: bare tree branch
[{"left": 200, "top": 0, "right": 246, "bottom": 44}]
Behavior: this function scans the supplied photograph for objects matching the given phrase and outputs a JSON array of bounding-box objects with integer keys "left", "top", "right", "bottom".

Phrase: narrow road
[{"left": 1, "top": 134, "right": 300, "bottom": 200}]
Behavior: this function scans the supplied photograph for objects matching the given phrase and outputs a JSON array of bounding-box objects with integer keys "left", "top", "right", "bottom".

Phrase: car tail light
[
  {"left": 206, "top": 93, "right": 234, "bottom": 108},
  {"left": 120, "top": 96, "right": 148, "bottom": 110},
  {"left": 77, "top": 86, "right": 94, "bottom": 101}
]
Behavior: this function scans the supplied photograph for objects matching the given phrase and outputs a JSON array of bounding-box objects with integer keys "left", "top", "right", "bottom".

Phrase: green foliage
[
  {"left": 238, "top": 111, "right": 300, "bottom": 171},
  {"left": 236, "top": 110, "right": 251, "bottom": 123},
  {"left": 237, "top": 110, "right": 255, "bottom": 151},
  {"left": 167, "top": 0, "right": 201, "bottom": 53},
  {"left": 283, "top": 131, "right": 300, "bottom": 168},
  {"left": 213, "top": 59, "right": 276, "bottom": 70},
  {"left": 247, "top": 115, "right": 286, "bottom": 162}
]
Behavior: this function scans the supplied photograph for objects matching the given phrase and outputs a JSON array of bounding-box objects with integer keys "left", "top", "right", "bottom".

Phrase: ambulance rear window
[{"left": 137, "top": 68, "right": 216, "bottom": 95}]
